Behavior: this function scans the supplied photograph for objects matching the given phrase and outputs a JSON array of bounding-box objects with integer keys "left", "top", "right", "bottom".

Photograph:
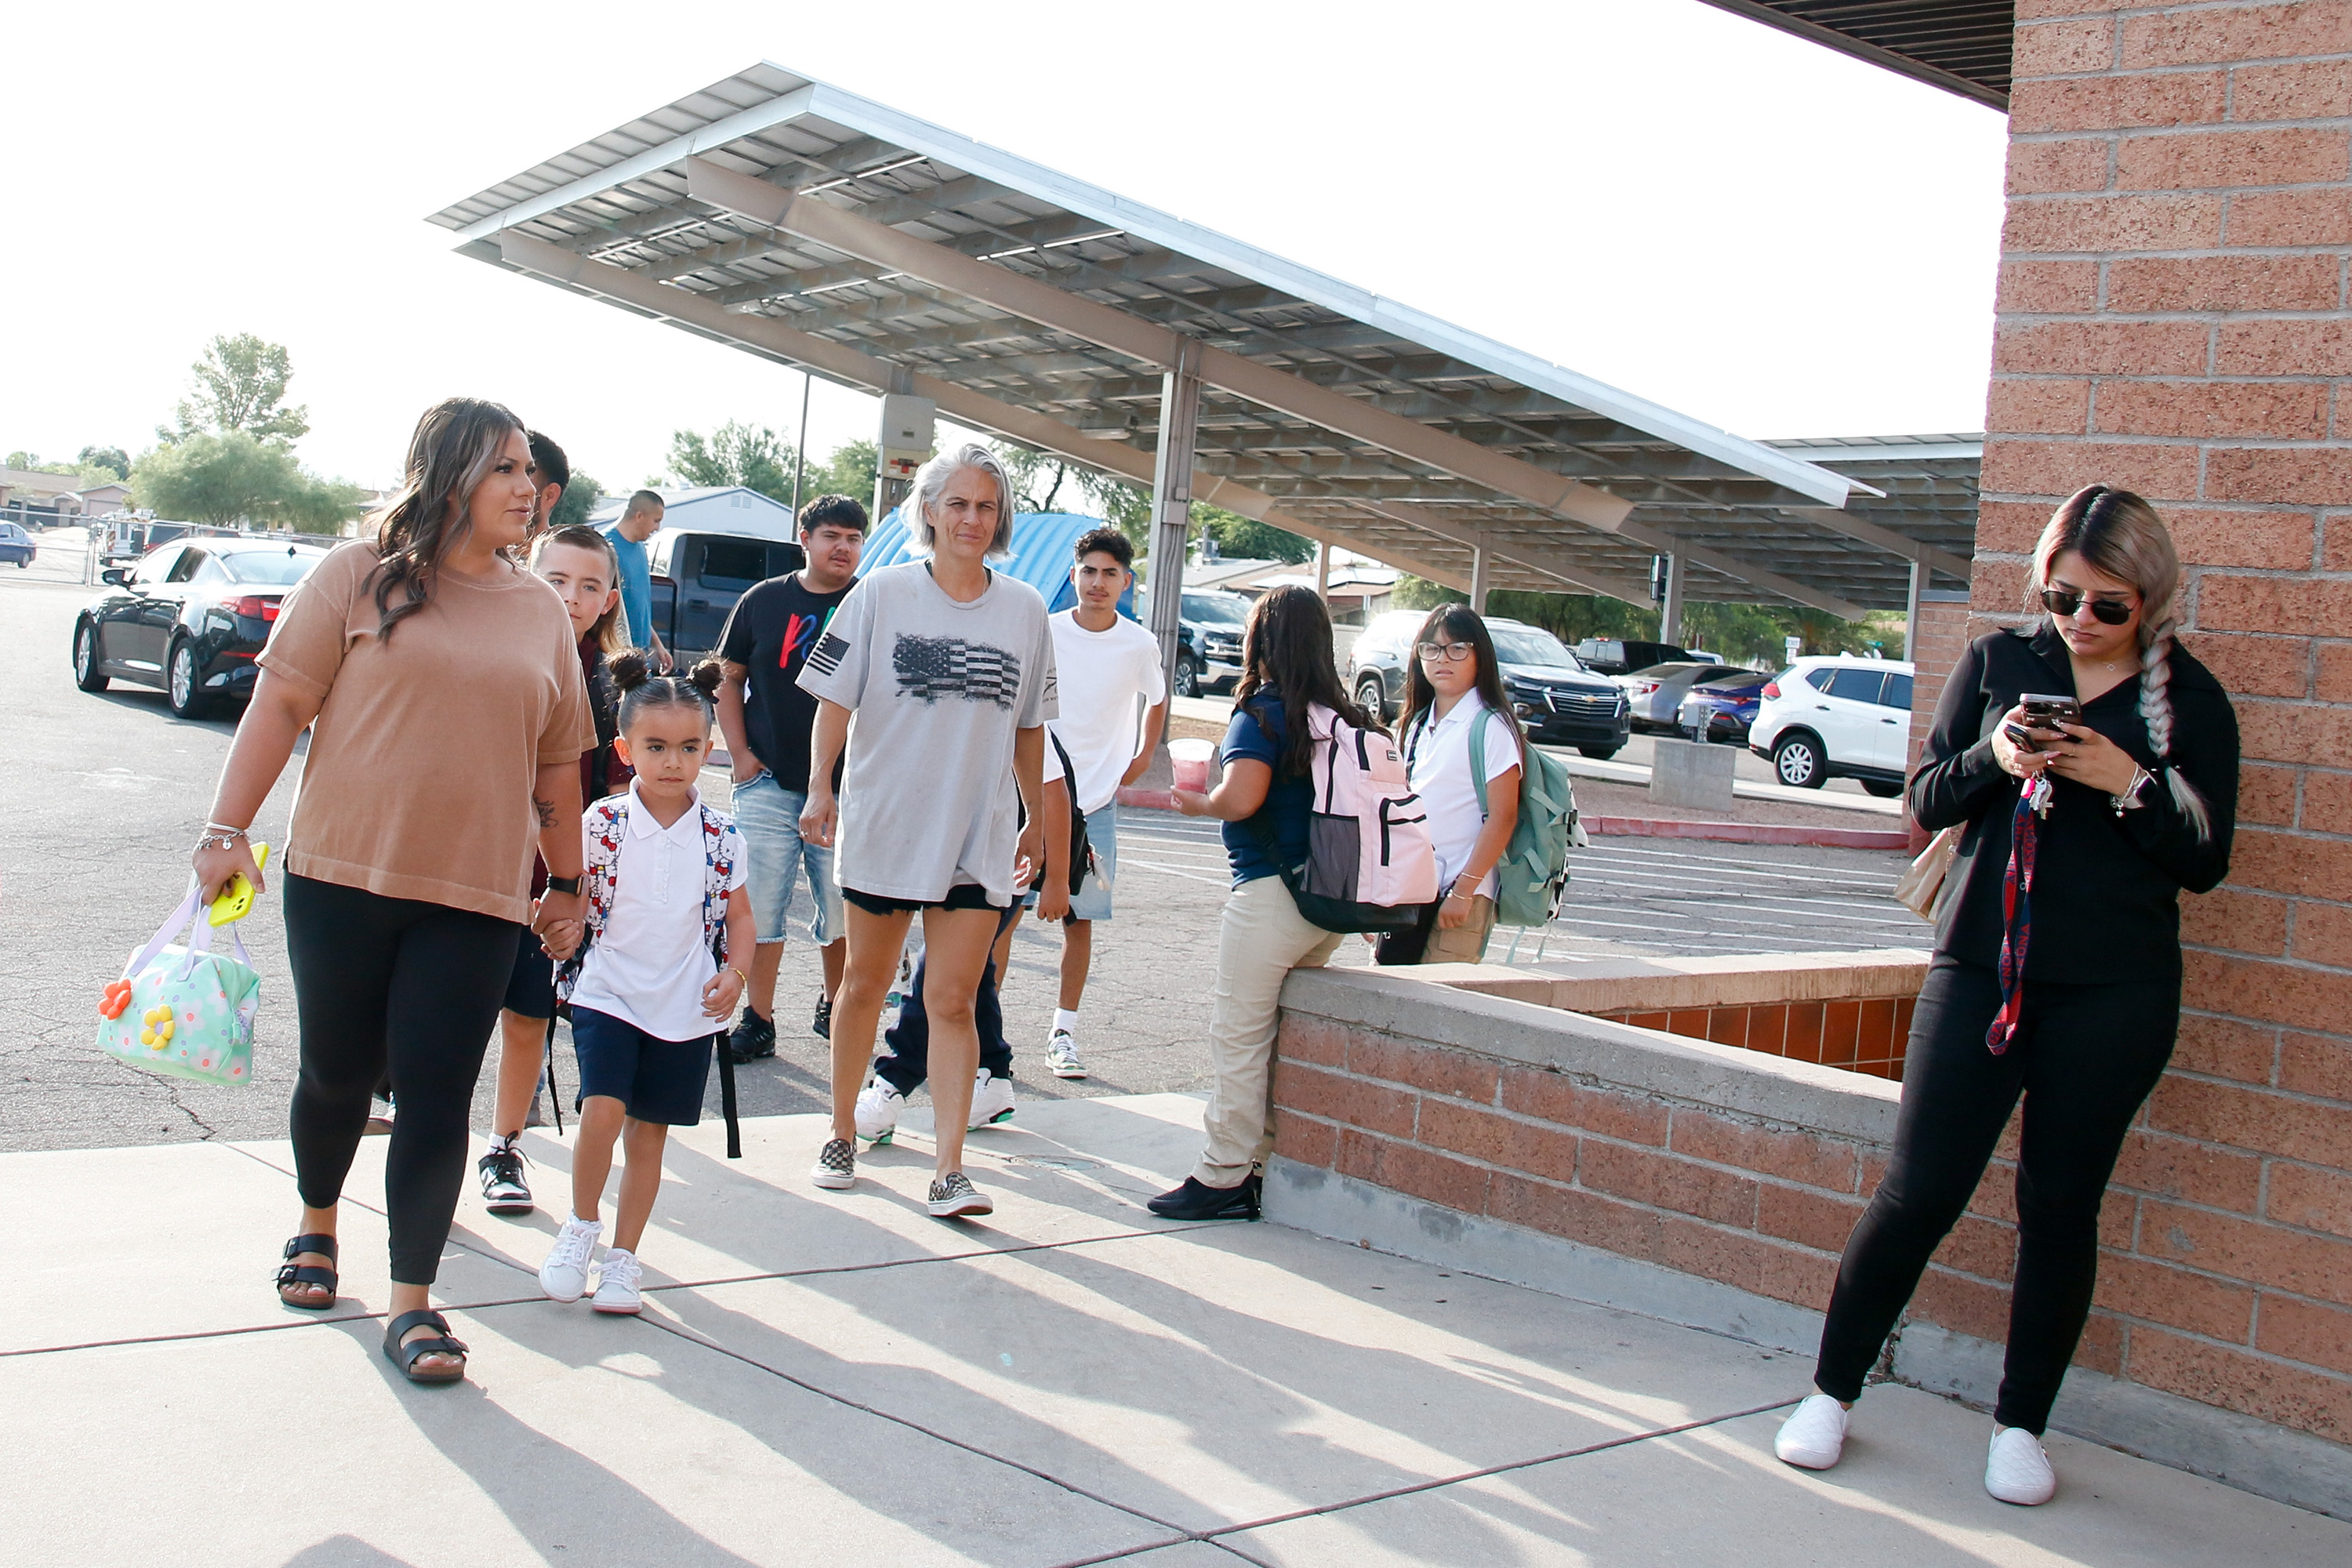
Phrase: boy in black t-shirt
[{"left": 713, "top": 494, "right": 868, "bottom": 1061}]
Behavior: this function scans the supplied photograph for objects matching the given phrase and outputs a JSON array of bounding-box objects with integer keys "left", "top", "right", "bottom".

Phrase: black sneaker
[
  {"left": 812, "top": 995, "right": 833, "bottom": 1040},
  {"left": 1146, "top": 1174, "right": 1261, "bottom": 1221},
  {"left": 477, "top": 1142, "right": 533, "bottom": 1214},
  {"left": 725, "top": 1008, "right": 776, "bottom": 1063}
]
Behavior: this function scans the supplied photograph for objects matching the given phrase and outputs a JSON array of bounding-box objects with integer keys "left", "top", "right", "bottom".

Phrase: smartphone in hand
[
  {"left": 209, "top": 843, "right": 271, "bottom": 926},
  {"left": 2019, "top": 694, "right": 2083, "bottom": 742}
]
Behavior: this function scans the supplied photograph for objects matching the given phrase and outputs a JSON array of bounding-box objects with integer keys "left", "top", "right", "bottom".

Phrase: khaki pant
[
  {"left": 1419, "top": 893, "right": 1497, "bottom": 965},
  {"left": 1196, "top": 875, "right": 1342, "bottom": 1187}
]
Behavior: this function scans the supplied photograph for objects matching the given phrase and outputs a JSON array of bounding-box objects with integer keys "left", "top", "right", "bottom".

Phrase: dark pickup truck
[{"left": 646, "top": 528, "right": 806, "bottom": 659}]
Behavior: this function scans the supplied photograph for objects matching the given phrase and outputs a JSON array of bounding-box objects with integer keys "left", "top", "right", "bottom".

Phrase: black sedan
[{"left": 73, "top": 538, "right": 328, "bottom": 717}]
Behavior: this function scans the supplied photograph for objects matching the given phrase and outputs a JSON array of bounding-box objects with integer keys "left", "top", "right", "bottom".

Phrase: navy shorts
[
  {"left": 503, "top": 927, "right": 558, "bottom": 1020},
  {"left": 568, "top": 1005, "right": 715, "bottom": 1126},
  {"left": 840, "top": 880, "right": 1003, "bottom": 916}
]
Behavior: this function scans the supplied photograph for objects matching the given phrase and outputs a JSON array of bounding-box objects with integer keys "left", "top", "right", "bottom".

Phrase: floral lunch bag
[{"left": 95, "top": 884, "right": 260, "bottom": 1087}]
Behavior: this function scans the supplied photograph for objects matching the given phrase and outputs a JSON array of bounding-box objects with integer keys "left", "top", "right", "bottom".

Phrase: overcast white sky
[{"left": 1, "top": 0, "right": 2006, "bottom": 495}]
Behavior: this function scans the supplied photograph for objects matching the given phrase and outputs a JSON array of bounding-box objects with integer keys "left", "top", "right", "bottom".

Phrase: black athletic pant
[
  {"left": 1813, "top": 958, "right": 2179, "bottom": 1433},
  {"left": 284, "top": 874, "right": 521, "bottom": 1284},
  {"left": 873, "top": 904, "right": 1022, "bottom": 1094}
]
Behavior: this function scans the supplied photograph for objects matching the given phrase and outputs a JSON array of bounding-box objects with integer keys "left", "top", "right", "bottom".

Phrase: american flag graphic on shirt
[{"left": 890, "top": 633, "right": 1022, "bottom": 710}]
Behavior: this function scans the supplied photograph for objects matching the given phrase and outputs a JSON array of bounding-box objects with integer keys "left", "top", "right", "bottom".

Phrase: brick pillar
[
  {"left": 1907, "top": 590, "right": 1977, "bottom": 850},
  {"left": 1980, "top": 1, "right": 2352, "bottom": 1449}
]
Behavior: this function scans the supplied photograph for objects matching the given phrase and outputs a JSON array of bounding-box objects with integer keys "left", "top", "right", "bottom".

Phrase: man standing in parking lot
[
  {"left": 601, "top": 490, "right": 670, "bottom": 671},
  {"left": 713, "top": 494, "right": 868, "bottom": 1059},
  {"left": 1001, "top": 527, "right": 1165, "bottom": 1079}
]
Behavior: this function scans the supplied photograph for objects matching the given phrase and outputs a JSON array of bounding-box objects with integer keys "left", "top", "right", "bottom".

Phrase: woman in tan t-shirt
[{"left": 193, "top": 397, "right": 595, "bottom": 1385}]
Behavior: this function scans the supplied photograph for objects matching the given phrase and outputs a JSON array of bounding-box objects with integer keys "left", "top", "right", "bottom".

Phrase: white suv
[{"left": 1748, "top": 655, "right": 1915, "bottom": 797}]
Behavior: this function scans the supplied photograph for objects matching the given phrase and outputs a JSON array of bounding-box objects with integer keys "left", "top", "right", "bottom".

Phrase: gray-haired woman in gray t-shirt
[{"left": 795, "top": 443, "right": 1061, "bottom": 1219}]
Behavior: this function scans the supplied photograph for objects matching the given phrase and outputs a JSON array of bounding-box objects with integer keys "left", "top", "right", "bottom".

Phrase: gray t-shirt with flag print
[{"left": 797, "top": 560, "right": 1058, "bottom": 905}]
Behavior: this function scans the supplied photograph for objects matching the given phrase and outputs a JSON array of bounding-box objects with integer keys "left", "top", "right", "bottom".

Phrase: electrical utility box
[{"left": 877, "top": 394, "right": 938, "bottom": 484}]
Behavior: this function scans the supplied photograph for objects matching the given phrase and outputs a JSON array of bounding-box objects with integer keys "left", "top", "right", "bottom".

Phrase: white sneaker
[
  {"left": 968, "top": 1069, "right": 1015, "bottom": 1129},
  {"left": 591, "top": 1247, "right": 643, "bottom": 1315},
  {"left": 1045, "top": 1027, "right": 1087, "bottom": 1079},
  {"left": 1773, "top": 1393, "right": 1849, "bottom": 1470},
  {"left": 1985, "top": 1425, "right": 2056, "bottom": 1505},
  {"left": 539, "top": 1214, "right": 602, "bottom": 1303},
  {"left": 855, "top": 1078, "right": 906, "bottom": 1145}
]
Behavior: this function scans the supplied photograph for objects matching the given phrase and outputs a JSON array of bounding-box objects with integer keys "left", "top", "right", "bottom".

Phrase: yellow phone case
[{"left": 209, "top": 843, "right": 271, "bottom": 927}]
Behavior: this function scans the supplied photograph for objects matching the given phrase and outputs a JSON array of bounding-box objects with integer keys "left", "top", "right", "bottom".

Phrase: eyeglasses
[
  {"left": 1416, "top": 641, "right": 1474, "bottom": 663},
  {"left": 2038, "top": 587, "right": 2136, "bottom": 625}
]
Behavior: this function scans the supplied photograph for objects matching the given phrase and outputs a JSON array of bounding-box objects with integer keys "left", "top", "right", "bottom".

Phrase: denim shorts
[
  {"left": 569, "top": 1005, "right": 713, "bottom": 1127},
  {"left": 731, "top": 771, "right": 844, "bottom": 946},
  {"left": 1023, "top": 801, "right": 1120, "bottom": 923}
]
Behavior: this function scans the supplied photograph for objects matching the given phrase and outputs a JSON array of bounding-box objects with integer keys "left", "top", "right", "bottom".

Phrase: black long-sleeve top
[{"left": 1911, "top": 622, "right": 2238, "bottom": 983}]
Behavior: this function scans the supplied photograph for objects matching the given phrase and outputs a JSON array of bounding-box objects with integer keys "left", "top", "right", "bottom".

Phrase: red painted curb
[
  {"left": 1584, "top": 815, "right": 1909, "bottom": 851},
  {"left": 1116, "top": 786, "right": 1177, "bottom": 811}
]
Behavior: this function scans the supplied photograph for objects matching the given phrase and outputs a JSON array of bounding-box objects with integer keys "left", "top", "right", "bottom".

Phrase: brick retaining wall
[{"left": 1268, "top": 966, "right": 2352, "bottom": 1505}]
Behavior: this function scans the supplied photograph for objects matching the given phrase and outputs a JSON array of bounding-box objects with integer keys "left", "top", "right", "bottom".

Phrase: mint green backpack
[{"left": 1469, "top": 710, "right": 1585, "bottom": 928}]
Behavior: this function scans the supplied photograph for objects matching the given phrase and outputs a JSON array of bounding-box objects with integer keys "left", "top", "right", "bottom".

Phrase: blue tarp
[{"left": 861, "top": 509, "right": 1138, "bottom": 619}]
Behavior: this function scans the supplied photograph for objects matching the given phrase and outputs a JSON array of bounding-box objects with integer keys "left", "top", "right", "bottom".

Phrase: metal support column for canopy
[{"left": 1147, "top": 340, "right": 1203, "bottom": 701}]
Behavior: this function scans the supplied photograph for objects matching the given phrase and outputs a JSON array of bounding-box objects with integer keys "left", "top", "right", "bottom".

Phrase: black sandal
[
  {"left": 382, "top": 1308, "right": 470, "bottom": 1385},
  {"left": 275, "top": 1233, "right": 339, "bottom": 1309}
]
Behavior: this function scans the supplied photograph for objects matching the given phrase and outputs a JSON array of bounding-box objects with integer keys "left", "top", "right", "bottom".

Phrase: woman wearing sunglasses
[
  {"left": 1774, "top": 485, "right": 2237, "bottom": 1505},
  {"left": 1378, "top": 604, "right": 1521, "bottom": 965}
]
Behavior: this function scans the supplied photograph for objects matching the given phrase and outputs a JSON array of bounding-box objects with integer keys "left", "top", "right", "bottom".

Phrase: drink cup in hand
[{"left": 1169, "top": 738, "right": 1215, "bottom": 793}]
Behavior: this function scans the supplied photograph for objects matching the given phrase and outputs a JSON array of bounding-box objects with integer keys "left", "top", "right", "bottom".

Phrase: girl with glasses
[
  {"left": 1377, "top": 605, "right": 1523, "bottom": 966},
  {"left": 1773, "top": 485, "right": 2238, "bottom": 1505}
]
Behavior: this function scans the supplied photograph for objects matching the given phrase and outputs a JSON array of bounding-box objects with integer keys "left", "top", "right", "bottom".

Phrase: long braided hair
[{"left": 2027, "top": 485, "right": 2212, "bottom": 841}]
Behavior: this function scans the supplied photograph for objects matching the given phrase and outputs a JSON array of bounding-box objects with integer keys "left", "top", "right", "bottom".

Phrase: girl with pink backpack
[{"left": 1160, "top": 586, "right": 1435, "bottom": 1221}]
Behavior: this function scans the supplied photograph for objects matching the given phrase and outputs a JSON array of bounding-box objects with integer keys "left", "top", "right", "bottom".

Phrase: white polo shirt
[
  {"left": 1403, "top": 693, "right": 1516, "bottom": 901},
  {"left": 570, "top": 781, "right": 747, "bottom": 1043}
]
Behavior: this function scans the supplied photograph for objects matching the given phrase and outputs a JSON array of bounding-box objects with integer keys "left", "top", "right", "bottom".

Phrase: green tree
[
  {"left": 131, "top": 432, "right": 359, "bottom": 532},
  {"left": 76, "top": 445, "right": 131, "bottom": 481},
  {"left": 5, "top": 452, "right": 74, "bottom": 475},
  {"left": 806, "top": 439, "right": 878, "bottom": 510},
  {"left": 1197, "top": 503, "right": 1313, "bottom": 564},
  {"left": 161, "top": 334, "right": 310, "bottom": 445},
  {"left": 1393, "top": 577, "right": 1660, "bottom": 645},
  {"left": 666, "top": 421, "right": 797, "bottom": 502},
  {"left": 991, "top": 442, "right": 1077, "bottom": 513},
  {"left": 550, "top": 472, "right": 603, "bottom": 532}
]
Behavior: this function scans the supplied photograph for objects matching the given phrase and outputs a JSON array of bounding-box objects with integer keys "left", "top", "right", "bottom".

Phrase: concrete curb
[{"left": 1585, "top": 815, "right": 1910, "bottom": 851}]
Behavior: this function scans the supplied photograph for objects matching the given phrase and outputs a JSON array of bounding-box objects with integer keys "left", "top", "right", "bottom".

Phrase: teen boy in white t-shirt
[{"left": 1004, "top": 528, "right": 1166, "bottom": 1078}]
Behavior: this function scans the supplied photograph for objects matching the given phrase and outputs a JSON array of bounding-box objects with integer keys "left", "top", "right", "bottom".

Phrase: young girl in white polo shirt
[
  {"left": 1387, "top": 605, "right": 1523, "bottom": 966},
  {"left": 537, "top": 654, "right": 752, "bottom": 1313}
]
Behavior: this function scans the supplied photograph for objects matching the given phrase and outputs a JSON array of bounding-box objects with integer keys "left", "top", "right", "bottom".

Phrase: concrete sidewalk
[{"left": 9, "top": 1094, "right": 2344, "bottom": 1566}]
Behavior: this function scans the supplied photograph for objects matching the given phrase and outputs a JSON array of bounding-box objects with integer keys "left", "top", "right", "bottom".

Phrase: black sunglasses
[{"left": 2038, "top": 587, "right": 2136, "bottom": 626}]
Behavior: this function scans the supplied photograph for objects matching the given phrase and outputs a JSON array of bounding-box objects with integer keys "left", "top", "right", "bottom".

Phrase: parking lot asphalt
[{"left": 3, "top": 568, "right": 1913, "bottom": 1156}]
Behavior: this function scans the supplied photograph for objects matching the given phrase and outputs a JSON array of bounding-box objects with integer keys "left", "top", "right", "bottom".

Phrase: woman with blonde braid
[{"left": 1773, "top": 485, "right": 2237, "bottom": 1504}]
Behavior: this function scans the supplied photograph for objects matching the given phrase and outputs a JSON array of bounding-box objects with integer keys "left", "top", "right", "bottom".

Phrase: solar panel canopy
[{"left": 430, "top": 64, "right": 1977, "bottom": 619}]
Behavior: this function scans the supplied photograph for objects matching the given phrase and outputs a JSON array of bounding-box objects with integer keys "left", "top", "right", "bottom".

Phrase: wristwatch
[{"left": 546, "top": 874, "right": 583, "bottom": 895}]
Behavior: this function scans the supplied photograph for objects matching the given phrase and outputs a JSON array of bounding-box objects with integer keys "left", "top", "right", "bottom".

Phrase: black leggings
[
  {"left": 285, "top": 874, "right": 521, "bottom": 1284},
  {"left": 1813, "top": 958, "right": 2179, "bottom": 1433}
]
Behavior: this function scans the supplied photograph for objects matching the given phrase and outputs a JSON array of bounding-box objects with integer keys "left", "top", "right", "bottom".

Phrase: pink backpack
[{"left": 1285, "top": 702, "right": 1439, "bottom": 931}]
